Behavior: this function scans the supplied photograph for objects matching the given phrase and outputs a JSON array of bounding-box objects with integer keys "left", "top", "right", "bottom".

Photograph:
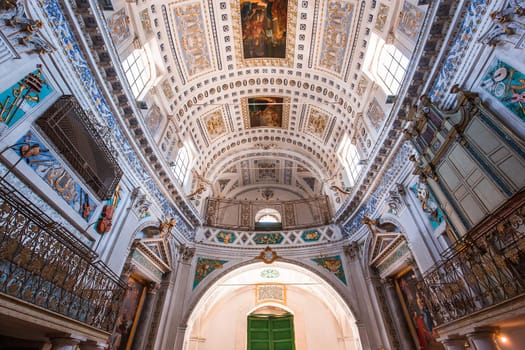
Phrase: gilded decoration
[
  {"left": 108, "top": 8, "right": 131, "bottom": 46},
  {"left": 231, "top": 0, "right": 297, "bottom": 68},
  {"left": 0, "top": 69, "right": 52, "bottom": 129},
  {"left": 242, "top": 96, "right": 290, "bottom": 129},
  {"left": 301, "top": 229, "right": 321, "bottom": 242},
  {"left": 367, "top": 97, "right": 385, "bottom": 129},
  {"left": 312, "top": 255, "right": 347, "bottom": 285},
  {"left": 14, "top": 130, "right": 97, "bottom": 222},
  {"left": 139, "top": 8, "right": 153, "bottom": 35},
  {"left": 203, "top": 109, "right": 227, "bottom": 140},
  {"left": 216, "top": 230, "right": 236, "bottom": 244},
  {"left": 304, "top": 107, "right": 329, "bottom": 140},
  {"left": 375, "top": 3, "right": 389, "bottom": 32},
  {"left": 397, "top": 1, "right": 425, "bottom": 39},
  {"left": 256, "top": 246, "right": 281, "bottom": 264},
  {"left": 161, "top": 79, "right": 174, "bottom": 100},
  {"left": 168, "top": 1, "right": 213, "bottom": 78},
  {"left": 256, "top": 283, "right": 286, "bottom": 304},
  {"left": 318, "top": 0, "right": 354, "bottom": 75},
  {"left": 193, "top": 257, "right": 227, "bottom": 289},
  {"left": 254, "top": 232, "right": 284, "bottom": 245}
]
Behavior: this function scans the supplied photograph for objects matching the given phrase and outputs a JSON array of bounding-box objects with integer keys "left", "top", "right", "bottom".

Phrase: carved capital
[
  {"left": 344, "top": 241, "right": 360, "bottom": 260},
  {"left": 178, "top": 244, "right": 195, "bottom": 262}
]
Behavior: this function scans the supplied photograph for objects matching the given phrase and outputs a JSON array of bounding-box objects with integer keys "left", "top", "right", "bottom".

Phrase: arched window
[
  {"left": 377, "top": 45, "right": 409, "bottom": 95},
  {"left": 338, "top": 135, "right": 362, "bottom": 187},
  {"left": 122, "top": 49, "right": 150, "bottom": 98},
  {"left": 172, "top": 146, "right": 190, "bottom": 184},
  {"left": 255, "top": 208, "right": 282, "bottom": 231}
]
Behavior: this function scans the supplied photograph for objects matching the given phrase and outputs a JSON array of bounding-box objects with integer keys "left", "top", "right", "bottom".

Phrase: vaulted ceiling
[{"left": 108, "top": 0, "right": 423, "bottom": 216}]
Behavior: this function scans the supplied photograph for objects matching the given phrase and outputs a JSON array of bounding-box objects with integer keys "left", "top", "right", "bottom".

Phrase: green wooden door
[{"left": 247, "top": 314, "right": 295, "bottom": 350}]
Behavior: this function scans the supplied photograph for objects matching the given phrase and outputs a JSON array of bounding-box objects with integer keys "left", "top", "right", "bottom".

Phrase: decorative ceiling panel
[
  {"left": 203, "top": 108, "right": 227, "bottom": 140},
  {"left": 304, "top": 106, "right": 330, "bottom": 141},
  {"left": 316, "top": 0, "right": 354, "bottom": 76},
  {"left": 167, "top": 0, "right": 215, "bottom": 80},
  {"left": 231, "top": 0, "right": 297, "bottom": 68}
]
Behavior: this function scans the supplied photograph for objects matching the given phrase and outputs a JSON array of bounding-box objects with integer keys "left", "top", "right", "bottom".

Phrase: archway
[{"left": 183, "top": 261, "right": 362, "bottom": 350}]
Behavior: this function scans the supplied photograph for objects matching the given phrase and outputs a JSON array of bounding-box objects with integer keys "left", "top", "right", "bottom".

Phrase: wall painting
[
  {"left": 481, "top": 59, "right": 525, "bottom": 122},
  {"left": 193, "top": 257, "right": 227, "bottom": 289},
  {"left": 216, "top": 230, "right": 236, "bottom": 244},
  {"left": 240, "top": 0, "right": 288, "bottom": 59},
  {"left": 253, "top": 232, "right": 284, "bottom": 245},
  {"left": 204, "top": 110, "right": 227, "bottom": 139},
  {"left": 395, "top": 268, "right": 443, "bottom": 350},
  {"left": 14, "top": 131, "right": 97, "bottom": 222},
  {"left": 108, "top": 276, "right": 146, "bottom": 350},
  {"left": 305, "top": 108, "right": 328, "bottom": 139},
  {"left": 301, "top": 229, "right": 321, "bottom": 242},
  {"left": 367, "top": 97, "right": 385, "bottom": 129},
  {"left": 410, "top": 183, "right": 444, "bottom": 230},
  {"left": 312, "top": 255, "right": 347, "bottom": 285}
]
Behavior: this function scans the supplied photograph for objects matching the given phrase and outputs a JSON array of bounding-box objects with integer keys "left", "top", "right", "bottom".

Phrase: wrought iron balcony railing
[
  {"left": 418, "top": 193, "right": 525, "bottom": 326},
  {"left": 0, "top": 178, "right": 126, "bottom": 332}
]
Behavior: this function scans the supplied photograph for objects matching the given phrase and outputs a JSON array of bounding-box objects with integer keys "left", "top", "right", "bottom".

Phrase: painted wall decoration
[
  {"left": 0, "top": 69, "right": 52, "bottom": 129},
  {"left": 395, "top": 268, "right": 443, "bottom": 350},
  {"left": 107, "top": 8, "right": 130, "bottom": 46},
  {"left": 145, "top": 104, "right": 162, "bottom": 135},
  {"left": 367, "top": 98, "right": 385, "bottom": 129},
  {"left": 319, "top": 1, "right": 353, "bottom": 74},
  {"left": 305, "top": 108, "right": 328, "bottom": 139},
  {"left": 95, "top": 184, "right": 122, "bottom": 234},
  {"left": 301, "top": 229, "right": 321, "bottom": 242},
  {"left": 256, "top": 284, "right": 285, "bottom": 304},
  {"left": 107, "top": 276, "right": 146, "bottom": 350},
  {"left": 375, "top": 3, "right": 389, "bottom": 32},
  {"left": 261, "top": 268, "right": 280, "bottom": 278},
  {"left": 193, "top": 257, "right": 227, "bottom": 289},
  {"left": 240, "top": 0, "right": 288, "bottom": 59},
  {"left": 14, "top": 131, "right": 97, "bottom": 222},
  {"left": 312, "top": 255, "right": 347, "bottom": 285},
  {"left": 216, "top": 230, "right": 236, "bottom": 244},
  {"left": 410, "top": 183, "right": 444, "bottom": 230},
  {"left": 247, "top": 96, "right": 285, "bottom": 128},
  {"left": 161, "top": 80, "right": 174, "bottom": 99},
  {"left": 253, "top": 232, "right": 284, "bottom": 245},
  {"left": 397, "top": 1, "right": 425, "bottom": 39},
  {"left": 170, "top": 2, "right": 212, "bottom": 76},
  {"left": 480, "top": 59, "right": 525, "bottom": 122},
  {"left": 204, "top": 110, "right": 227, "bottom": 139}
]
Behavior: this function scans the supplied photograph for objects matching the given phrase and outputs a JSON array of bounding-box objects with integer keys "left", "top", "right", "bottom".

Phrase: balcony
[
  {"left": 419, "top": 192, "right": 525, "bottom": 327},
  {"left": 0, "top": 177, "right": 126, "bottom": 332}
]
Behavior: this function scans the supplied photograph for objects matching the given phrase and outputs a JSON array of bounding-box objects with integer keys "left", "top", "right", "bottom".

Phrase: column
[
  {"left": 160, "top": 245, "right": 195, "bottom": 350},
  {"left": 441, "top": 337, "right": 467, "bottom": 350},
  {"left": 467, "top": 328, "right": 501, "bottom": 350},
  {"left": 79, "top": 341, "right": 106, "bottom": 350},
  {"left": 131, "top": 282, "right": 160, "bottom": 350},
  {"left": 381, "top": 278, "right": 417, "bottom": 350},
  {"left": 49, "top": 336, "right": 81, "bottom": 350}
]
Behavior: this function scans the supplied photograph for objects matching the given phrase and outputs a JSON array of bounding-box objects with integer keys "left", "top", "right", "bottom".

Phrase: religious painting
[
  {"left": 480, "top": 59, "right": 525, "bottom": 122},
  {"left": 395, "top": 268, "right": 443, "bottom": 350},
  {"left": 108, "top": 276, "right": 146, "bottom": 350},
  {"left": 240, "top": 0, "right": 288, "bottom": 59},
  {"left": 247, "top": 96, "right": 284, "bottom": 128}
]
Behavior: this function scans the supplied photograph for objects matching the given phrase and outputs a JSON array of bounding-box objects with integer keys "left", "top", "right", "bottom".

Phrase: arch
[{"left": 183, "top": 260, "right": 363, "bottom": 350}]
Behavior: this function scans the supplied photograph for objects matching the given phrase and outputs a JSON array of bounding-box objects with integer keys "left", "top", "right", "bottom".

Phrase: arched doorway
[{"left": 183, "top": 262, "right": 362, "bottom": 350}]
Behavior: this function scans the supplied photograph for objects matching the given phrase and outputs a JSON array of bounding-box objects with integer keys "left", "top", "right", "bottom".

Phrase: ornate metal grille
[
  {"left": 418, "top": 196, "right": 525, "bottom": 326},
  {"left": 0, "top": 178, "right": 126, "bottom": 332}
]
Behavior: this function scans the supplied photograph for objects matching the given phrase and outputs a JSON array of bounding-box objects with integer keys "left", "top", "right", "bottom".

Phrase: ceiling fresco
[{"left": 109, "top": 0, "right": 427, "bottom": 214}]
